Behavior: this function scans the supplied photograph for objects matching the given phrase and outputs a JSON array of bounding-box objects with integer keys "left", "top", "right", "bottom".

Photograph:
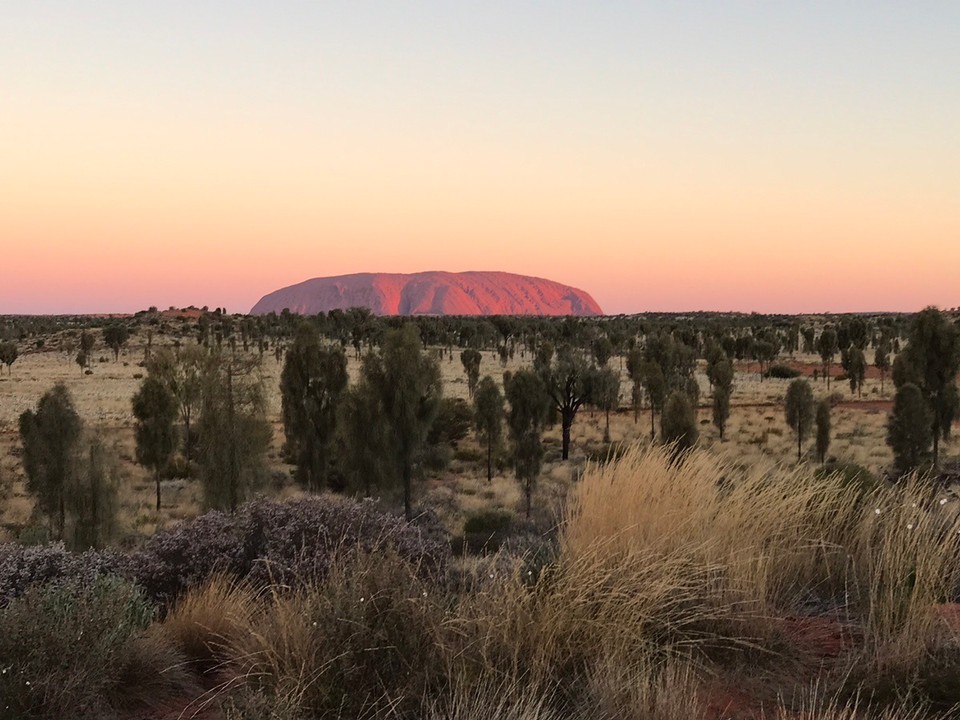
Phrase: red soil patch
[
  {"left": 777, "top": 616, "right": 859, "bottom": 660},
  {"left": 701, "top": 682, "right": 767, "bottom": 720}
]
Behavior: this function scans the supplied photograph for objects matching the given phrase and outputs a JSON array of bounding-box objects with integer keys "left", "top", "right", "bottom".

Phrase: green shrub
[
  {"left": 0, "top": 576, "right": 153, "bottom": 719},
  {"left": 462, "top": 509, "right": 514, "bottom": 554},
  {"left": 763, "top": 364, "right": 802, "bottom": 379},
  {"left": 816, "top": 461, "right": 880, "bottom": 496}
]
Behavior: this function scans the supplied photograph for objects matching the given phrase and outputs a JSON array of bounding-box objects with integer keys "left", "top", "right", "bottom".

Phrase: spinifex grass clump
[
  {"left": 563, "top": 445, "right": 960, "bottom": 700},
  {"left": 134, "top": 495, "right": 448, "bottom": 605}
]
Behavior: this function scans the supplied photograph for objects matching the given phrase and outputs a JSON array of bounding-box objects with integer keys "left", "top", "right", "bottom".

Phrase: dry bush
[
  {"left": 159, "top": 574, "right": 259, "bottom": 672},
  {"left": 224, "top": 549, "right": 448, "bottom": 719}
]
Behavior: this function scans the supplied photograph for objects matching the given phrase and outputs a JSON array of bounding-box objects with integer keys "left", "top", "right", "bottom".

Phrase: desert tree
[
  {"left": 591, "top": 335, "right": 614, "bottom": 367},
  {"left": 0, "top": 341, "right": 17, "bottom": 375},
  {"left": 148, "top": 345, "right": 207, "bottom": 461},
  {"left": 661, "top": 391, "right": 698, "bottom": 453},
  {"left": 362, "top": 324, "right": 442, "bottom": 519},
  {"left": 844, "top": 347, "right": 867, "bottom": 397},
  {"left": 460, "top": 348, "right": 482, "bottom": 399},
  {"left": 592, "top": 365, "right": 621, "bottom": 442},
  {"left": 66, "top": 434, "right": 120, "bottom": 550},
  {"left": 103, "top": 323, "right": 129, "bottom": 362},
  {"left": 18, "top": 383, "right": 82, "bottom": 539},
  {"left": 887, "top": 383, "right": 932, "bottom": 475},
  {"left": 474, "top": 375, "right": 504, "bottom": 482},
  {"left": 815, "top": 399, "right": 831, "bottom": 464},
  {"left": 784, "top": 378, "right": 815, "bottom": 462},
  {"left": 336, "top": 381, "right": 393, "bottom": 498},
  {"left": 535, "top": 344, "right": 592, "bottom": 460},
  {"left": 505, "top": 368, "right": 550, "bottom": 518},
  {"left": 893, "top": 307, "right": 960, "bottom": 468},
  {"left": 641, "top": 360, "right": 667, "bottom": 440},
  {"left": 625, "top": 347, "right": 644, "bottom": 423},
  {"left": 196, "top": 353, "right": 272, "bottom": 512},
  {"left": 79, "top": 330, "right": 95, "bottom": 358},
  {"left": 280, "top": 322, "right": 349, "bottom": 491},
  {"left": 816, "top": 328, "right": 838, "bottom": 390},
  {"left": 874, "top": 338, "right": 891, "bottom": 395},
  {"left": 76, "top": 349, "right": 88, "bottom": 375},
  {"left": 132, "top": 375, "right": 179, "bottom": 512},
  {"left": 712, "top": 387, "right": 730, "bottom": 441}
]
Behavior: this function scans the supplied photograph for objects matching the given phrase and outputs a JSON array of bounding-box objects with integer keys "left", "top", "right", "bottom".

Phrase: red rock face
[{"left": 250, "top": 271, "right": 603, "bottom": 316}]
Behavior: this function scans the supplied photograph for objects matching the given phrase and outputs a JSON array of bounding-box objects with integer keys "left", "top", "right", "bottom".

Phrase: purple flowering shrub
[
  {"left": 133, "top": 496, "right": 448, "bottom": 604},
  {"left": 0, "top": 542, "right": 134, "bottom": 608}
]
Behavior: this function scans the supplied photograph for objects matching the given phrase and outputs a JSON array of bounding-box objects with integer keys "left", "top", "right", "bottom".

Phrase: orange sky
[{"left": 2, "top": 3, "right": 958, "bottom": 314}]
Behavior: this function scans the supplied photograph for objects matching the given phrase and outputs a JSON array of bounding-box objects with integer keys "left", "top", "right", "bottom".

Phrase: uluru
[{"left": 250, "top": 271, "right": 603, "bottom": 316}]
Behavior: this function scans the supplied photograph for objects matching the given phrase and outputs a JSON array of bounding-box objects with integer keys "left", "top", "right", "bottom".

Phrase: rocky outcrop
[{"left": 250, "top": 271, "right": 603, "bottom": 316}]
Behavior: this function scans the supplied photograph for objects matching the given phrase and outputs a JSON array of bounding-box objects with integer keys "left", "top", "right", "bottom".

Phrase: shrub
[
  {"left": 462, "top": 509, "right": 514, "bottom": 554},
  {"left": 134, "top": 496, "right": 448, "bottom": 605},
  {"left": 764, "top": 364, "right": 802, "bottom": 379},
  {"left": 816, "top": 462, "right": 880, "bottom": 497},
  {"left": 0, "top": 576, "right": 153, "bottom": 719},
  {"left": 0, "top": 542, "right": 134, "bottom": 608},
  {"left": 227, "top": 550, "right": 447, "bottom": 719}
]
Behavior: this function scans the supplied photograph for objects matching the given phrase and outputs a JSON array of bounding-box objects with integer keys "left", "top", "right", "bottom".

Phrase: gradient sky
[{"left": 2, "top": 2, "right": 958, "bottom": 315}]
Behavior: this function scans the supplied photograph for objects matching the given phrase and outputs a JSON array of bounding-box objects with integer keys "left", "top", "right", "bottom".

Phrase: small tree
[
  {"left": 460, "top": 349, "right": 482, "bottom": 399},
  {"left": 641, "top": 361, "right": 667, "bottom": 440},
  {"left": 148, "top": 345, "right": 207, "bottom": 461},
  {"left": 785, "top": 378, "right": 814, "bottom": 462},
  {"left": 874, "top": 339, "right": 891, "bottom": 395},
  {"left": 815, "top": 399, "right": 831, "bottom": 464},
  {"left": 592, "top": 366, "right": 621, "bottom": 442},
  {"left": 505, "top": 369, "right": 549, "bottom": 518},
  {"left": 103, "top": 324, "right": 129, "bottom": 362},
  {"left": 662, "top": 391, "right": 698, "bottom": 453},
  {"left": 196, "top": 354, "right": 272, "bottom": 511},
  {"left": 132, "top": 375, "right": 179, "bottom": 512},
  {"left": 536, "top": 344, "right": 591, "bottom": 460},
  {"left": 846, "top": 347, "right": 867, "bottom": 398},
  {"left": 712, "top": 387, "right": 730, "bottom": 441},
  {"left": 816, "top": 328, "right": 838, "bottom": 390},
  {"left": 592, "top": 335, "right": 614, "bottom": 367},
  {"left": 0, "top": 341, "right": 17, "bottom": 375},
  {"left": 336, "top": 381, "right": 393, "bottom": 498},
  {"left": 363, "top": 324, "right": 442, "bottom": 519},
  {"left": 474, "top": 375, "right": 504, "bottom": 482},
  {"left": 18, "top": 384, "right": 82, "bottom": 539},
  {"left": 626, "top": 348, "right": 644, "bottom": 424},
  {"left": 887, "top": 383, "right": 932, "bottom": 475},
  {"left": 896, "top": 307, "right": 960, "bottom": 468},
  {"left": 66, "top": 435, "right": 120, "bottom": 550},
  {"left": 280, "top": 322, "right": 348, "bottom": 491}
]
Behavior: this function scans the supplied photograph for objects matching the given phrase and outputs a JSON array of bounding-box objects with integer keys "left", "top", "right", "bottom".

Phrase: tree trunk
[
  {"left": 650, "top": 406, "right": 656, "bottom": 440},
  {"left": 561, "top": 419, "right": 572, "bottom": 460},
  {"left": 604, "top": 409, "right": 610, "bottom": 443},
  {"left": 525, "top": 481, "right": 532, "bottom": 519},
  {"left": 486, "top": 436, "right": 493, "bottom": 482},
  {"left": 797, "top": 423, "right": 803, "bottom": 463},
  {"left": 933, "top": 425, "right": 940, "bottom": 469},
  {"left": 156, "top": 468, "right": 162, "bottom": 512},
  {"left": 403, "top": 462, "right": 412, "bottom": 520}
]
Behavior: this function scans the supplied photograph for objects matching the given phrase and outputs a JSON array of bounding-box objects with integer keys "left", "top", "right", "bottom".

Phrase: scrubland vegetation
[{"left": 1, "top": 306, "right": 960, "bottom": 718}]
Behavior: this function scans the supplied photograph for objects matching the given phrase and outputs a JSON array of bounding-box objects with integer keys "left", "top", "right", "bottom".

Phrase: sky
[{"left": 2, "top": 2, "right": 958, "bottom": 315}]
